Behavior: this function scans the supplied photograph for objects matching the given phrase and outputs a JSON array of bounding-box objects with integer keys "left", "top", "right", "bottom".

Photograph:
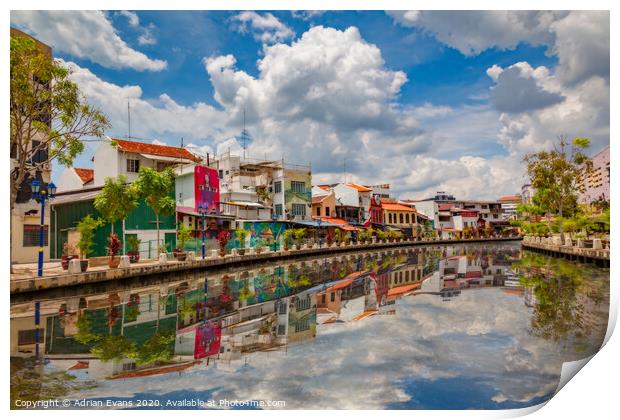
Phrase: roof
[
  {"left": 352, "top": 310, "right": 378, "bottom": 321},
  {"left": 317, "top": 185, "right": 331, "bottom": 191},
  {"left": 347, "top": 183, "right": 373, "bottom": 192},
  {"left": 73, "top": 168, "right": 94, "bottom": 184},
  {"left": 381, "top": 202, "right": 416, "bottom": 212},
  {"left": 67, "top": 361, "right": 89, "bottom": 371},
  {"left": 312, "top": 194, "right": 329, "bottom": 204},
  {"left": 112, "top": 138, "right": 200, "bottom": 162},
  {"left": 498, "top": 195, "right": 521, "bottom": 202},
  {"left": 387, "top": 284, "right": 417, "bottom": 297}
]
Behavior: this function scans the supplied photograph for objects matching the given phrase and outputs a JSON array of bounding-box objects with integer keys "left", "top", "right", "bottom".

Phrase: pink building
[{"left": 578, "top": 145, "right": 610, "bottom": 204}]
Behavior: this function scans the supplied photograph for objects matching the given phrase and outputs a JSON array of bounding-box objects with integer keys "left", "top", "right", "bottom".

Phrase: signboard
[{"left": 194, "top": 166, "right": 220, "bottom": 214}]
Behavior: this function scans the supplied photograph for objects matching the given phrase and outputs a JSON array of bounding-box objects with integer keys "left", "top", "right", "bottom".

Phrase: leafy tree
[
  {"left": 10, "top": 34, "right": 109, "bottom": 210},
  {"left": 76, "top": 215, "right": 103, "bottom": 258},
  {"left": 94, "top": 175, "right": 138, "bottom": 235},
  {"left": 133, "top": 167, "right": 176, "bottom": 252},
  {"left": 523, "top": 136, "right": 592, "bottom": 237},
  {"left": 90, "top": 335, "right": 136, "bottom": 362},
  {"left": 130, "top": 333, "right": 175, "bottom": 366},
  {"left": 74, "top": 312, "right": 102, "bottom": 345}
]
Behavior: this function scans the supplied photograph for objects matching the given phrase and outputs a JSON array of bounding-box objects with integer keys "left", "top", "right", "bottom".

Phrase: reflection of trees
[
  {"left": 515, "top": 253, "right": 606, "bottom": 345},
  {"left": 11, "top": 357, "right": 97, "bottom": 409}
]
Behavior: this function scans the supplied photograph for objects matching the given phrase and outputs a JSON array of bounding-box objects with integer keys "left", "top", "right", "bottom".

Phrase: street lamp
[
  {"left": 198, "top": 202, "right": 207, "bottom": 259},
  {"left": 317, "top": 217, "right": 323, "bottom": 248},
  {"left": 30, "top": 179, "right": 56, "bottom": 277}
]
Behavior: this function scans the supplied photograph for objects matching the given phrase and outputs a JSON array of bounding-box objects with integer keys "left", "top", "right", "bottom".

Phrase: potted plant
[
  {"left": 255, "top": 238, "right": 264, "bottom": 254},
  {"left": 293, "top": 228, "right": 307, "bottom": 250},
  {"left": 173, "top": 222, "right": 191, "bottom": 261},
  {"left": 283, "top": 229, "right": 294, "bottom": 251},
  {"left": 326, "top": 232, "right": 334, "bottom": 247},
  {"left": 376, "top": 229, "right": 386, "bottom": 242},
  {"left": 76, "top": 215, "right": 102, "bottom": 272},
  {"left": 217, "top": 230, "right": 230, "bottom": 257},
  {"left": 61, "top": 242, "right": 79, "bottom": 270},
  {"left": 107, "top": 233, "right": 121, "bottom": 268},
  {"left": 235, "top": 228, "right": 249, "bottom": 255},
  {"left": 126, "top": 236, "right": 141, "bottom": 263}
]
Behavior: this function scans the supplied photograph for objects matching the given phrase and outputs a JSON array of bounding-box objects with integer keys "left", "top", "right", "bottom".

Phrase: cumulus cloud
[
  {"left": 231, "top": 11, "right": 294, "bottom": 44},
  {"left": 291, "top": 11, "right": 326, "bottom": 21},
  {"left": 387, "top": 10, "right": 565, "bottom": 56},
  {"left": 59, "top": 59, "right": 229, "bottom": 145},
  {"left": 11, "top": 10, "right": 167, "bottom": 71},
  {"left": 488, "top": 62, "right": 565, "bottom": 114}
]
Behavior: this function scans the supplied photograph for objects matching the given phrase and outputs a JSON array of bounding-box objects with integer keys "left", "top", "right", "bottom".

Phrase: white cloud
[
  {"left": 59, "top": 59, "right": 230, "bottom": 146},
  {"left": 291, "top": 11, "right": 326, "bottom": 21},
  {"left": 231, "top": 11, "right": 294, "bottom": 44},
  {"left": 11, "top": 10, "right": 166, "bottom": 71},
  {"left": 119, "top": 10, "right": 139, "bottom": 27}
]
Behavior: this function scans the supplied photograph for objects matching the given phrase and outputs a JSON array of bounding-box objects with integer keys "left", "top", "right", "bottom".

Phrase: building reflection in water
[{"left": 10, "top": 243, "right": 609, "bottom": 407}]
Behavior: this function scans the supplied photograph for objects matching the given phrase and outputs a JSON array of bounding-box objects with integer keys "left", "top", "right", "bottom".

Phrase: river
[{"left": 10, "top": 241, "right": 609, "bottom": 410}]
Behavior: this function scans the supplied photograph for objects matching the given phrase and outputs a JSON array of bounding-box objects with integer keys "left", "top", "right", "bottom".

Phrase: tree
[
  {"left": 94, "top": 175, "right": 138, "bottom": 235},
  {"left": 523, "top": 136, "right": 592, "bottom": 237},
  {"left": 133, "top": 167, "right": 176, "bottom": 252},
  {"left": 10, "top": 34, "right": 109, "bottom": 210}
]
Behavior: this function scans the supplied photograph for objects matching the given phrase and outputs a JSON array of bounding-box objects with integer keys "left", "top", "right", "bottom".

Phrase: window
[
  {"left": 122, "top": 362, "right": 136, "bottom": 372},
  {"left": 295, "top": 318, "right": 311, "bottom": 332},
  {"left": 274, "top": 181, "right": 282, "bottom": 193},
  {"left": 278, "top": 301, "right": 287, "bottom": 314},
  {"left": 126, "top": 158, "right": 140, "bottom": 173},
  {"left": 275, "top": 204, "right": 283, "bottom": 216},
  {"left": 325, "top": 207, "right": 330, "bottom": 216},
  {"left": 277, "top": 324, "right": 286, "bottom": 336},
  {"left": 18, "top": 329, "right": 44, "bottom": 345},
  {"left": 23, "top": 225, "right": 48, "bottom": 247},
  {"left": 292, "top": 203, "right": 306, "bottom": 217},
  {"left": 330, "top": 292, "right": 335, "bottom": 302},
  {"left": 316, "top": 207, "right": 321, "bottom": 217},
  {"left": 219, "top": 169, "right": 223, "bottom": 179},
  {"left": 399, "top": 214, "right": 404, "bottom": 224},
  {"left": 405, "top": 214, "right": 410, "bottom": 224},
  {"left": 321, "top": 294, "right": 326, "bottom": 304},
  {"left": 388, "top": 213, "right": 393, "bottom": 224},
  {"left": 291, "top": 181, "right": 305, "bottom": 193},
  {"left": 295, "top": 295, "right": 312, "bottom": 311}
]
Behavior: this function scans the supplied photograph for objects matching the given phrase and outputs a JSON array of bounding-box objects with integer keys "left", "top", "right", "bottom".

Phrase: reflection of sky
[{"left": 66, "top": 281, "right": 607, "bottom": 409}]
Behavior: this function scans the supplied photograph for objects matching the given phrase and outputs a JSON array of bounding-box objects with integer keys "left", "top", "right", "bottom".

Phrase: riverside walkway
[
  {"left": 521, "top": 235, "right": 610, "bottom": 267},
  {"left": 10, "top": 237, "right": 521, "bottom": 294}
]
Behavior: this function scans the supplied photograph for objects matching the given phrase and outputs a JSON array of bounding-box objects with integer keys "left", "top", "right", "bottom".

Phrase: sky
[{"left": 10, "top": 10, "right": 610, "bottom": 200}]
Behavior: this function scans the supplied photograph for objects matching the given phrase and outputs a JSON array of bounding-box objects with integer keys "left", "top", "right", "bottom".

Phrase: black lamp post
[
  {"left": 271, "top": 212, "right": 278, "bottom": 252},
  {"left": 317, "top": 218, "right": 323, "bottom": 248},
  {"left": 30, "top": 179, "right": 56, "bottom": 277}
]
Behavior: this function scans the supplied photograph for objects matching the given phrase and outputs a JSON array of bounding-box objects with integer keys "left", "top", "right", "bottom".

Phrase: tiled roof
[
  {"left": 381, "top": 202, "right": 416, "bottom": 212},
  {"left": 438, "top": 204, "right": 453, "bottom": 211},
  {"left": 112, "top": 138, "right": 200, "bottom": 162},
  {"left": 312, "top": 195, "right": 329, "bottom": 204},
  {"left": 73, "top": 168, "right": 94, "bottom": 184},
  {"left": 347, "top": 183, "right": 373, "bottom": 192},
  {"left": 497, "top": 195, "right": 521, "bottom": 202},
  {"left": 67, "top": 361, "right": 89, "bottom": 371}
]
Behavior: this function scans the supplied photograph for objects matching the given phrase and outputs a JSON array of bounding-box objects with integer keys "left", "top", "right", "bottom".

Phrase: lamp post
[
  {"left": 198, "top": 203, "right": 207, "bottom": 259},
  {"left": 317, "top": 218, "right": 323, "bottom": 248},
  {"left": 30, "top": 179, "right": 56, "bottom": 277}
]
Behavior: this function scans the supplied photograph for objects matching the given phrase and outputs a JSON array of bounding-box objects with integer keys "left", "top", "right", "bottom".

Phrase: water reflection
[{"left": 10, "top": 242, "right": 609, "bottom": 409}]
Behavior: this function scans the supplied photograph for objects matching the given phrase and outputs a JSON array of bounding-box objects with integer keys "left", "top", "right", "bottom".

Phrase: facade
[
  {"left": 578, "top": 145, "right": 610, "bottom": 204},
  {"left": 381, "top": 201, "right": 420, "bottom": 236},
  {"left": 56, "top": 168, "right": 94, "bottom": 192},
  {"left": 93, "top": 137, "right": 201, "bottom": 187},
  {"left": 215, "top": 152, "right": 312, "bottom": 222},
  {"left": 311, "top": 189, "right": 336, "bottom": 218},
  {"left": 521, "top": 184, "right": 535, "bottom": 204},
  {"left": 497, "top": 195, "right": 522, "bottom": 220},
  {"left": 10, "top": 29, "right": 53, "bottom": 264}
]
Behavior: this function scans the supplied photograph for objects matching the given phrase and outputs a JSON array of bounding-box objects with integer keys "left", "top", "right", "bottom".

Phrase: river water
[{"left": 10, "top": 241, "right": 609, "bottom": 410}]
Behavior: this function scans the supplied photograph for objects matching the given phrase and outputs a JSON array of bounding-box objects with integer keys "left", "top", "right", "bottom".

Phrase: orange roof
[
  {"left": 312, "top": 195, "right": 329, "bottom": 204},
  {"left": 352, "top": 310, "right": 378, "bottom": 321},
  {"left": 67, "top": 361, "right": 89, "bottom": 371},
  {"left": 381, "top": 202, "right": 416, "bottom": 212},
  {"left": 498, "top": 195, "right": 521, "bottom": 202},
  {"left": 73, "top": 168, "right": 94, "bottom": 184},
  {"left": 317, "top": 185, "right": 331, "bottom": 191},
  {"left": 387, "top": 284, "right": 417, "bottom": 297},
  {"left": 112, "top": 138, "right": 200, "bottom": 162},
  {"left": 347, "top": 183, "right": 372, "bottom": 192}
]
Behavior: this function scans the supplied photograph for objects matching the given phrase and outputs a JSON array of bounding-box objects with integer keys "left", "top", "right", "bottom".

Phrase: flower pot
[
  {"left": 108, "top": 256, "right": 120, "bottom": 268},
  {"left": 173, "top": 249, "right": 187, "bottom": 261},
  {"left": 128, "top": 251, "right": 140, "bottom": 263},
  {"left": 238, "top": 248, "right": 246, "bottom": 256},
  {"left": 80, "top": 259, "right": 89, "bottom": 272},
  {"left": 219, "top": 249, "right": 226, "bottom": 257},
  {"left": 61, "top": 254, "right": 79, "bottom": 270}
]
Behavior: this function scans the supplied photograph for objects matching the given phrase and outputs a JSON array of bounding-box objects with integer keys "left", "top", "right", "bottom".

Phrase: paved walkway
[{"left": 11, "top": 258, "right": 164, "bottom": 281}]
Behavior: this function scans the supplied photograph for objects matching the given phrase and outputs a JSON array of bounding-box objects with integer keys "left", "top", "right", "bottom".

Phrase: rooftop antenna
[
  {"left": 127, "top": 101, "right": 131, "bottom": 139},
  {"left": 181, "top": 137, "right": 184, "bottom": 148}
]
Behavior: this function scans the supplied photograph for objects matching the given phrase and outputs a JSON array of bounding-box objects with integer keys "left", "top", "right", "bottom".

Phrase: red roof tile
[
  {"left": 112, "top": 138, "right": 200, "bottom": 162},
  {"left": 381, "top": 202, "right": 416, "bottom": 212},
  {"left": 67, "top": 361, "right": 89, "bottom": 370},
  {"left": 347, "top": 183, "right": 372, "bottom": 192},
  {"left": 73, "top": 168, "right": 94, "bottom": 184}
]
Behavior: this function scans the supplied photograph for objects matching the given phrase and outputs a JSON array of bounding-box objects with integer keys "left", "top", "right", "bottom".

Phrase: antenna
[
  {"left": 181, "top": 137, "right": 184, "bottom": 148},
  {"left": 127, "top": 101, "right": 131, "bottom": 139},
  {"left": 240, "top": 108, "right": 251, "bottom": 160}
]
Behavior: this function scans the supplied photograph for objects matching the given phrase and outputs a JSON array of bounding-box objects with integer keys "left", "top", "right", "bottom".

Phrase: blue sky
[{"left": 10, "top": 10, "right": 609, "bottom": 199}]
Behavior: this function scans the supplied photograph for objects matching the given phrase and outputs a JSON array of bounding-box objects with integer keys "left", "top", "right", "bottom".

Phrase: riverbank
[
  {"left": 10, "top": 237, "right": 522, "bottom": 294},
  {"left": 521, "top": 235, "right": 610, "bottom": 267}
]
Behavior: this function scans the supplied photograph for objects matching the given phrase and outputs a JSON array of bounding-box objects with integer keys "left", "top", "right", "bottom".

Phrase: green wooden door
[{"left": 164, "top": 232, "right": 176, "bottom": 252}]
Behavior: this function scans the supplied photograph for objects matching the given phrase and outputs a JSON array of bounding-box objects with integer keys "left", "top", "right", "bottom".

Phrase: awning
[
  {"left": 176, "top": 206, "right": 235, "bottom": 219},
  {"left": 139, "top": 153, "right": 194, "bottom": 163},
  {"left": 293, "top": 220, "right": 342, "bottom": 228},
  {"left": 222, "top": 201, "right": 269, "bottom": 208}
]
